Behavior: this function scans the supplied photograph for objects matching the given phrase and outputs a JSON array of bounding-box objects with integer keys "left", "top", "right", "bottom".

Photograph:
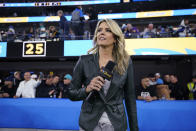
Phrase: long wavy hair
[{"left": 88, "top": 19, "right": 130, "bottom": 75}]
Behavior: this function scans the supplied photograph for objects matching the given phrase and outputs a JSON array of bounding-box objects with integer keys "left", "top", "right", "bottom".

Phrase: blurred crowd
[
  {"left": 1, "top": 19, "right": 196, "bottom": 42},
  {"left": 122, "top": 19, "right": 196, "bottom": 39},
  {"left": 136, "top": 73, "right": 196, "bottom": 102},
  {"left": 0, "top": 6, "right": 196, "bottom": 42},
  {"left": 0, "top": 71, "right": 72, "bottom": 99},
  {"left": 1, "top": 71, "right": 196, "bottom": 101}
]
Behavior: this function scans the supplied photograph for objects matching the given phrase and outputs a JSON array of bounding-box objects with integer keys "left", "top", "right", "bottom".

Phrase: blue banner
[
  {"left": 0, "top": 42, "right": 7, "bottom": 57},
  {"left": 173, "top": 8, "right": 196, "bottom": 16},
  {"left": 1, "top": 8, "right": 196, "bottom": 23},
  {"left": 99, "top": 12, "right": 137, "bottom": 19},
  {"left": 63, "top": 38, "right": 196, "bottom": 56},
  {"left": 0, "top": 99, "right": 196, "bottom": 131},
  {"left": 64, "top": 40, "right": 93, "bottom": 56}
]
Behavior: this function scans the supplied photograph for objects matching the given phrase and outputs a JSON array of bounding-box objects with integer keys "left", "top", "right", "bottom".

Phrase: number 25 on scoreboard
[{"left": 23, "top": 41, "right": 46, "bottom": 57}]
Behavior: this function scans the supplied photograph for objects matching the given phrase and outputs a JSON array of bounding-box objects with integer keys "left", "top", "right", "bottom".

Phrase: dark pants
[
  {"left": 71, "top": 21, "right": 84, "bottom": 40},
  {"left": 89, "top": 20, "right": 98, "bottom": 39},
  {"left": 60, "top": 21, "right": 70, "bottom": 40}
]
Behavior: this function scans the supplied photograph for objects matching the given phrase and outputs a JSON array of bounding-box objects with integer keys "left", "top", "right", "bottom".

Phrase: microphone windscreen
[{"left": 105, "top": 61, "right": 116, "bottom": 72}]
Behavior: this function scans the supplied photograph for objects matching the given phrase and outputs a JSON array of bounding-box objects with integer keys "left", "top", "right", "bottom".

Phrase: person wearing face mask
[
  {"left": 67, "top": 19, "right": 138, "bottom": 131},
  {"left": 136, "top": 77, "right": 157, "bottom": 102}
]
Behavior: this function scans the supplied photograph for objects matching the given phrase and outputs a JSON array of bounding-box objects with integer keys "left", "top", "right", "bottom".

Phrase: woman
[{"left": 68, "top": 19, "right": 138, "bottom": 131}]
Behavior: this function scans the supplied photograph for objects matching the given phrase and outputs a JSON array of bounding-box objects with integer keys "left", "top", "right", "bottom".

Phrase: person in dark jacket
[
  {"left": 13, "top": 71, "right": 22, "bottom": 89},
  {"left": 170, "top": 75, "right": 188, "bottom": 100},
  {"left": 57, "top": 10, "right": 69, "bottom": 40},
  {"left": 60, "top": 74, "right": 72, "bottom": 98},
  {"left": 68, "top": 19, "right": 138, "bottom": 131},
  {"left": 0, "top": 77, "right": 15, "bottom": 98},
  {"left": 36, "top": 75, "right": 55, "bottom": 98},
  {"left": 86, "top": 6, "right": 98, "bottom": 39}
]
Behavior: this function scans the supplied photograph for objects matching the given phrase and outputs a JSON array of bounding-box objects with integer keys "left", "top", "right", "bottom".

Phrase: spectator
[
  {"left": 26, "top": 27, "right": 35, "bottom": 41},
  {"left": 147, "top": 73, "right": 157, "bottom": 86},
  {"left": 143, "top": 23, "right": 156, "bottom": 38},
  {"left": 7, "top": 25, "right": 15, "bottom": 34},
  {"left": 136, "top": 77, "right": 157, "bottom": 102},
  {"left": 191, "top": 24, "right": 196, "bottom": 37},
  {"left": 155, "top": 73, "right": 164, "bottom": 85},
  {"left": 0, "top": 86, "right": 3, "bottom": 98},
  {"left": 124, "top": 23, "right": 139, "bottom": 38},
  {"left": 15, "top": 72, "right": 38, "bottom": 98},
  {"left": 177, "top": 19, "right": 192, "bottom": 37},
  {"left": 60, "top": 74, "right": 72, "bottom": 98},
  {"left": 13, "top": 71, "right": 22, "bottom": 89},
  {"left": 1, "top": 31, "right": 7, "bottom": 41},
  {"left": 167, "top": 26, "right": 175, "bottom": 37},
  {"left": 121, "top": 24, "right": 127, "bottom": 33},
  {"left": 187, "top": 75, "right": 196, "bottom": 100},
  {"left": 0, "top": 76, "right": 4, "bottom": 97},
  {"left": 52, "top": 75, "right": 60, "bottom": 87},
  {"left": 48, "top": 26, "right": 60, "bottom": 40},
  {"left": 156, "top": 74, "right": 172, "bottom": 100},
  {"left": 57, "top": 10, "right": 69, "bottom": 40},
  {"left": 71, "top": 6, "right": 85, "bottom": 40},
  {"left": 51, "top": 74, "right": 61, "bottom": 98},
  {"left": 0, "top": 77, "right": 15, "bottom": 98},
  {"left": 7, "top": 25, "right": 15, "bottom": 41},
  {"left": 169, "top": 75, "right": 184, "bottom": 100},
  {"left": 163, "top": 74, "right": 171, "bottom": 85},
  {"left": 86, "top": 6, "right": 98, "bottom": 39},
  {"left": 157, "top": 26, "right": 171, "bottom": 38},
  {"left": 83, "top": 21, "right": 91, "bottom": 40},
  {"left": 0, "top": 76, "right": 4, "bottom": 87},
  {"left": 39, "top": 23, "right": 47, "bottom": 40},
  {"left": 36, "top": 75, "right": 55, "bottom": 98},
  {"left": 68, "top": 28, "right": 76, "bottom": 40}
]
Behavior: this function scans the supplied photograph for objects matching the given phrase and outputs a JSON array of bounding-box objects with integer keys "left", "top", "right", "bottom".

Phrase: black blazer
[{"left": 68, "top": 53, "right": 139, "bottom": 131}]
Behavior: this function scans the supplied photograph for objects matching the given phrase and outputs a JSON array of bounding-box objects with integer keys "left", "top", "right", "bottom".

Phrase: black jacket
[
  {"left": 36, "top": 81, "right": 53, "bottom": 98},
  {"left": 68, "top": 54, "right": 138, "bottom": 131}
]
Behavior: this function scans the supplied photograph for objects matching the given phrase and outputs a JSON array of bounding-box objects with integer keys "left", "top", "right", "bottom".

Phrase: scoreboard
[
  {"left": 5, "top": 41, "right": 64, "bottom": 59},
  {"left": 23, "top": 41, "right": 46, "bottom": 57},
  {"left": 1, "top": 37, "right": 196, "bottom": 60}
]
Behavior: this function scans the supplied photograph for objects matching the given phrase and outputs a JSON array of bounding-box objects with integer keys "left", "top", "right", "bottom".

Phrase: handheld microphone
[{"left": 85, "top": 60, "right": 116, "bottom": 102}]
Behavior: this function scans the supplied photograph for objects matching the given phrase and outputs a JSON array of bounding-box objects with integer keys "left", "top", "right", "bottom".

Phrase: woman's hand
[{"left": 86, "top": 76, "right": 105, "bottom": 93}]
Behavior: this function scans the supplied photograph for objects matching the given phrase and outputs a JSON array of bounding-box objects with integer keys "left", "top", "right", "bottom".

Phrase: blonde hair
[{"left": 88, "top": 19, "right": 130, "bottom": 75}]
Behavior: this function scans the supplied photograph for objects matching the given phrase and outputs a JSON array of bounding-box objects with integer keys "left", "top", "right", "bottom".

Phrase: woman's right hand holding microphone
[{"left": 86, "top": 76, "right": 105, "bottom": 93}]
